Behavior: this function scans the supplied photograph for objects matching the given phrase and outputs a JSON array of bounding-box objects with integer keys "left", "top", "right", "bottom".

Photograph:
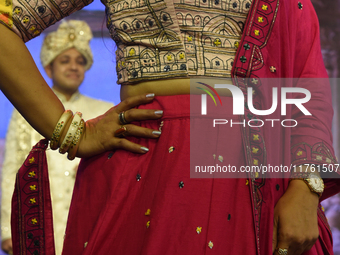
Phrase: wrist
[
  {"left": 57, "top": 117, "right": 72, "bottom": 148},
  {"left": 49, "top": 110, "right": 85, "bottom": 160},
  {"left": 290, "top": 165, "right": 324, "bottom": 197},
  {"left": 288, "top": 180, "right": 320, "bottom": 202}
]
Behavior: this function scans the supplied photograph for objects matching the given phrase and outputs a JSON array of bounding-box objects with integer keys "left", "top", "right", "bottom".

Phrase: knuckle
[
  {"left": 308, "top": 235, "right": 318, "bottom": 244},
  {"left": 125, "top": 109, "right": 133, "bottom": 119},
  {"left": 122, "top": 97, "right": 133, "bottom": 107},
  {"left": 115, "top": 138, "right": 124, "bottom": 147}
]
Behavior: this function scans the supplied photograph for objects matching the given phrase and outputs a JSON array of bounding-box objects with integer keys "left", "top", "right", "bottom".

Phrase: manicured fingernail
[
  {"left": 152, "top": 131, "right": 161, "bottom": 135},
  {"left": 141, "top": 146, "right": 149, "bottom": 152},
  {"left": 154, "top": 110, "right": 163, "bottom": 115},
  {"left": 146, "top": 93, "right": 155, "bottom": 98}
]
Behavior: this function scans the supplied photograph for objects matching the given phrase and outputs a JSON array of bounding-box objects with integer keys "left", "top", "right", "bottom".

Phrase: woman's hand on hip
[{"left": 76, "top": 93, "right": 163, "bottom": 158}]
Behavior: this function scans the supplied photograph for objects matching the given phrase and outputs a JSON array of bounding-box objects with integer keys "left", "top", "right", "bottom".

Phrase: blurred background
[{"left": 0, "top": 0, "right": 340, "bottom": 254}]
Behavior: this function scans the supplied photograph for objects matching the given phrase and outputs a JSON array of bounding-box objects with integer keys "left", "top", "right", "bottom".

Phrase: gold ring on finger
[
  {"left": 114, "top": 125, "right": 127, "bottom": 138},
  {"left": 276, "top": 248, "right": 288, "bottom": 255}
]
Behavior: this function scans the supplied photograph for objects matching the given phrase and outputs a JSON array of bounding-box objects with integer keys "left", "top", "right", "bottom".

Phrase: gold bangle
[
  {"left": 59, "top": 112, "right": 82, "bottom": 154},
  {"left": 67, "top": 119, "right": 85, "bottom": 160},
  {"left": 50, "top": 110, "right": 73, "bottom": 150}
]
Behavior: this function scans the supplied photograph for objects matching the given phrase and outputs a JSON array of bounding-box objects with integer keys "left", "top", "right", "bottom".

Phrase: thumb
[{"left": 272, "top": 213, "right": 278, "bottom": 254}]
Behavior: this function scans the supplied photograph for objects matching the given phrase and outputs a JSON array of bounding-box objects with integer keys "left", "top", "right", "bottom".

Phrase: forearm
[{"left": 0, "top": 24, "right": 64, "bottom": 139}]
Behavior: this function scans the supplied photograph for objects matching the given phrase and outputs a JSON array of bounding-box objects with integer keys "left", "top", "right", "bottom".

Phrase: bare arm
[
  {"left": 0, "top": 24, "right": 64, "bottom": 138},
  {"left": 0, "top": 24, "right": 163, "bottom": 158}
]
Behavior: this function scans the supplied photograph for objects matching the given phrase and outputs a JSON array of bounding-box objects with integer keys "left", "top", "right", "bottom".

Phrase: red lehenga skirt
[
  {"left": 62, "top": 95, "right": 258, "bottom": 254},
  {"left": 12, "top": 95, "right": 334, "bottom": 255}
]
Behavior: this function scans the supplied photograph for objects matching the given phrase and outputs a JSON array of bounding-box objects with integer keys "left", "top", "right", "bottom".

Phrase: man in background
[{"left": 1, "top": 20, "right": 114, "bottom": 255}]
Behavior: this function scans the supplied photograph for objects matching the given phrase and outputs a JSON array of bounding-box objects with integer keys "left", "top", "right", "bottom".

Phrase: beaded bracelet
[
  {"left": 67, "top": 119, "right": 85, "bottom": 160},
  {"left": 50, "top": 110, "right": 73, "bottom": 150},
  {"left": 59, "top": 112, "right": 83, "bottom": 154}
]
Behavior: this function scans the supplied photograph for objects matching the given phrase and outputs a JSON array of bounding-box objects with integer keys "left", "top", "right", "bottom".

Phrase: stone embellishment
[
  {"left": 14, "top": 7, "right": 22, "bottom": 14},
  {"left": 208, "top": 241, "right": 214, "bottom": 249},
  {"left": 245, "top": 180, "right": 249, "bottom": 185},
  {"left": 129, "top": 48, "right": 135, "bottom": 56},
  {"left": 262, "top": 4, "right": 268, "bottom": 10},
  {"left": 29, "top": 157, "right": 35, "bottom": 164},
  {"left": 316, "top": 155, "right": 323, "bottom": 161},
  {"left": 84, "top": 242, "right": 88, "bottom": 248},
  {"left": 240, "top": 56, "right": 247, "bottom": 63},
  {"left": 253, "top": 135, "right": 259, "bottom": 141},
  {"left": 69, "top": 32, "right": 76, "bottom": 41},
  {"left": 23, "top": 17, "right": 30, "bottom": 24},
  {"left": 30, "top": 185, "right": 37, "bottom": 191},
  {"left": 196, "top": 226, "right": 202, "bottom": 234},
  {"left": 31, "top": 218, "right": 38, "bottom": 225},
  {"left": 251, "top": 78, "right": 258, "bottom": 84},
  {"left": 169, "top": 146, "right": 175, "bottom": 153},
  {"left": 298, "top": 2, "right": 303, "bottom": 9},
  {"left": 297, "top": 151, "right": 303, "bottom": 156},
  {"left": 159, "top": 121, "right": 164, "bottom": 132},
  {"left": 145, "top": 209, "right": 151, "bottom": 216},
  {"left": 270, "top": 66, "right": 277, "bottom": 73},
  {"left": 146, "top": 221, "right": 150, "bottom": 228},
  {"left": 258, "top": 17, "right": 264, "bottom": 23},
  {"left": 179, "top": 181, "right": 184, "bottom": 188},
  {"left": 218, "top": 155, "right": 223, "bottom": 162},
  {"left": 29, "top": 198, "right": 37, "bottom": 204},
  {"left": 214, "top": 39, "right": 221, "bottom": 46},
  {"left": 244, "top": 43, "right": 250, "bottom": 50},
  {"left": 28, "top": 171, "right": 36, "bottom": 178},
  {"left": 136, "top": 173, "right": 142, "bottom": 181},
  {"left": 254, "top": 30, "right": 260, "bottom": 36}
]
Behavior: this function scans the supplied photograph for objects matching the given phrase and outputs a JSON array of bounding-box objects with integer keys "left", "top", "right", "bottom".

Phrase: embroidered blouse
[{"left": 0, "top": 0, "right": 251, "bottom": 84}]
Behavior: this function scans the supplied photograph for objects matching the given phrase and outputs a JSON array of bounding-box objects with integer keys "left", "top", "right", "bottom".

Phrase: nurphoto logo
[{"left": 198, "top": 82, "right": 311, "bottom": 128}]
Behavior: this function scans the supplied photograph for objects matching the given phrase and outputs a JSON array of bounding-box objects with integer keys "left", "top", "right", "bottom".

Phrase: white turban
[{"left": 40, "top": 20, "right": 93, "bottom": 70}]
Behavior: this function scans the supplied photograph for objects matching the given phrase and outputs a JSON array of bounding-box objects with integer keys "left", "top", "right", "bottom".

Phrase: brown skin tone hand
[
  {"left": 1, "top": 238, "right": 13, "bottom": 255},
  {"left": 272, "top": 166, "right": 320, "bottom": 255}
]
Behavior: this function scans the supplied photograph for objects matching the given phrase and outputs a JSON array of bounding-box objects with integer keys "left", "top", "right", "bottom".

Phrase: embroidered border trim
[{"left": 12, "top": 139, "right": 55, "bottom": 255}]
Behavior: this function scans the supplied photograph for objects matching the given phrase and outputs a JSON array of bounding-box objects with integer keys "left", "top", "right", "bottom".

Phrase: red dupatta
[{"left": 11, "top": 139, "right": 55, "bottom": 255}]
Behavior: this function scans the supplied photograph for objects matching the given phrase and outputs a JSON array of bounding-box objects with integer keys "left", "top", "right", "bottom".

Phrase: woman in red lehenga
[{"left": 1, "top": 0, "right": 339, "bottom": 254}]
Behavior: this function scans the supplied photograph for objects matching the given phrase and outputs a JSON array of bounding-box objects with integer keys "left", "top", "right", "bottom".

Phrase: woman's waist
[
  {"left": 132, "top": 94, "right": 236, "bottom": 120},
  {"left": 120, "top": 78, "right": 234, "bottom": 100}
]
